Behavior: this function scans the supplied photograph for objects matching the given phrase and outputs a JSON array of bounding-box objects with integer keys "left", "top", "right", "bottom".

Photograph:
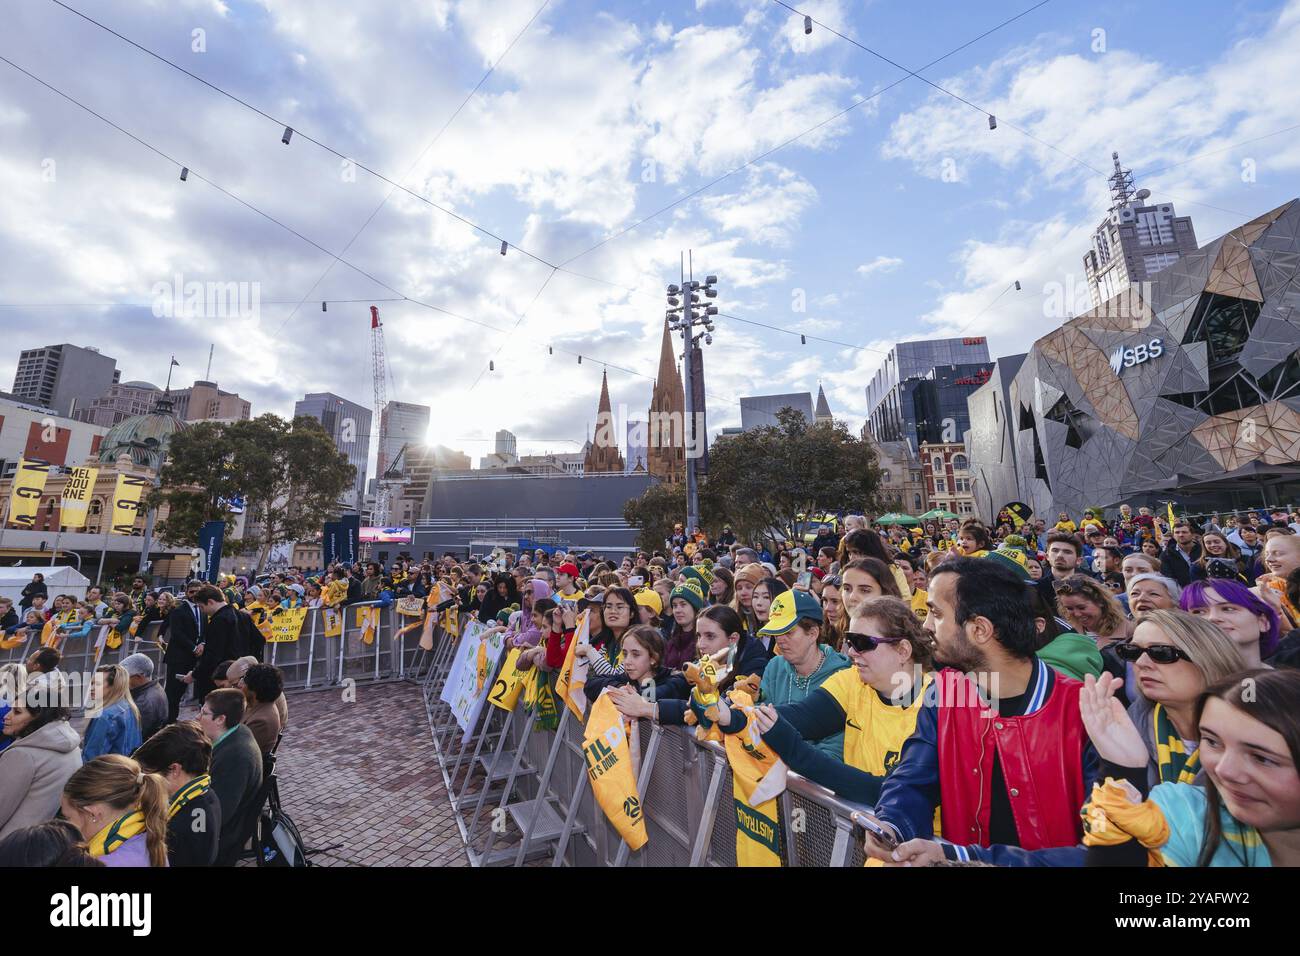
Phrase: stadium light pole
[{"left": 667, "top": 254, "right": 718, "bottom": 537}]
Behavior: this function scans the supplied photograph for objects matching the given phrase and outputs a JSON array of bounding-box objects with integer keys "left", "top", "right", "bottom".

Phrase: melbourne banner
[
  {"left": 439, "top": 619, "right": 507, "bottom": 733},
  {"left": 6, "top": 457, "right": 50, "bottom": 529},
  {"left": 322, "top": 521, "right": 341, "bottom": 569},
  {"left": 339, "top": 514, "right": 360, "bottom": 565},
  {"left": 198, "top": 520, "right": 225, "bottom": 583},
  {"left": 583, "top": 692, "right": 646, "bottom": 851},
  {"left": 59, "top": 466, "right": 98, "bottom": 530},
  {"left": 111, "top": 473, "right": 150, "bottom": 534}
]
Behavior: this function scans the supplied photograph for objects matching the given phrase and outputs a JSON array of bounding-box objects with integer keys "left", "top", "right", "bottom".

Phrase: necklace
[{"left": 792, "top": 650, "right": 825, "bottom": 691}]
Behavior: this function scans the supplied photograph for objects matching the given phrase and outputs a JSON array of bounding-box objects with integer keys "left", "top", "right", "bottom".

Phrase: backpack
[{"left": 256, "top": 778, "right": 309, "bottom": 867}]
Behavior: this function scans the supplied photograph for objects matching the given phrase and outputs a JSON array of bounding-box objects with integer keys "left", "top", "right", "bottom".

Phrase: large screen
[{"left": 360, "top": 526, "right": 412, "bottom": 543}]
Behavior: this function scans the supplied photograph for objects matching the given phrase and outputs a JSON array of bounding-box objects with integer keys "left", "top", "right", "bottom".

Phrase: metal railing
[{"left": 413, "top": 619, "right": 873, "bottom": 868}]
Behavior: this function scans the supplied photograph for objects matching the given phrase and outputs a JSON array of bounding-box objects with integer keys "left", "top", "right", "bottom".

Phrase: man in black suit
[
  {"left": 192, "top": 584, "right": 242, "bottom": 703},
  {"left": 163, "top": 580, "right": 206, "bottom": 724},
  {"left": 198, "top": 688, "right": 263, "bottom": 866}
]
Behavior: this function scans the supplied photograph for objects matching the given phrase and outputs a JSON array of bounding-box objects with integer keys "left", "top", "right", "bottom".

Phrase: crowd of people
[
  {"left": 2, "top": 501, "right": 1298, "bottom": 867},
  {"left": 0, "top": 576, "right": 288, "bottom": 867},
  {"left": 415, "top": 505, "right": 1300, "bottom": 867}
]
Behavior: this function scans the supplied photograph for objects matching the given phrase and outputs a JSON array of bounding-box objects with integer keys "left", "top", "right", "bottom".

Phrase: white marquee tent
[{"left": 0, "top": 566, "right": 91, "bottom": 605}]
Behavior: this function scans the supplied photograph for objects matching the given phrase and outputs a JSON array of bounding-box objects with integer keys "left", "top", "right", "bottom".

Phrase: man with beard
[{"left": 862, "top": 557, "right": 1098, "bottom": 865}]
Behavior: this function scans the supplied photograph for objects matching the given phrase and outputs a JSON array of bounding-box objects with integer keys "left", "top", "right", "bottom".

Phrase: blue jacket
[
  {"left": 81, "top": 699, "right": 143, "bottom": 763},
  {"left": 873, "top": 659, "right": 1099, "bottom": 866}
]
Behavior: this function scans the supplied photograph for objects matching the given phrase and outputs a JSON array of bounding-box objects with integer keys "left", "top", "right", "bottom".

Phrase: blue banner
[
  {"left": 198, "top": 520, "right": 225, "bottom": 583},
  {"left": 340, "top": 514, "right": 360, "bottom": 566},
  {"left": 322, "top": 521, "right": 341, "bottom": 569}
]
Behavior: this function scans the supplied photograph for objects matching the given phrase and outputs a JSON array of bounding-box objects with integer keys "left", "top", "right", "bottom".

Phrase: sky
[{"left": 2, "top": 0, "right": 1299, "bottom": 469}]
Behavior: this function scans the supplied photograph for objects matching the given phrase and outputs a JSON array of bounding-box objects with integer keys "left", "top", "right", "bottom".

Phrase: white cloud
[{"left": 856, "top": 255, "right": 903, "bottom": 277}]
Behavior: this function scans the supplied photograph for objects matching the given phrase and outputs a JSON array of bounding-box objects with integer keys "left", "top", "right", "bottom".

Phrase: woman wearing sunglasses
[
  {"left": 1111, "top": 609, "right": 1245, "bottom": 788},
  {"left": 1082, "top": 668, "right": 1300, "bottom": 866},
  {"left": 713, "top": 596, "right": 936, "bottom": 806}
]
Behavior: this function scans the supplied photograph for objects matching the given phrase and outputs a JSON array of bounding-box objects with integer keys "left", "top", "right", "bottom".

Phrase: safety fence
[
  {"left": 411, "top": 620, "right": 872, "bottom": 868},
  {"left": 1, "top": 602, "right": 427, "bottom": 712}
]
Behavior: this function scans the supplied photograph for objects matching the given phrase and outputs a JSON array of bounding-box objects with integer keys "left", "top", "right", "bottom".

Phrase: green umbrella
[
  {"left": 918, "top": 508, "right": 961, "bottom": 521},
  {"left": 875, "top": 512, "right": 921, "bottom": 526}
]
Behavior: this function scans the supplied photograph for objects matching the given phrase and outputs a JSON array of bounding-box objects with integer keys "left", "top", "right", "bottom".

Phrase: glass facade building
[{"left": 866, "top": 338, "right": 993, "bottom": 453}]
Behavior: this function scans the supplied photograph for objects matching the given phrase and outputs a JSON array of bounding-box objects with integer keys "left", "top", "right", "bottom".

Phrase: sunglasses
[
  {"left": 844, "top": 632, "right": 906, "bottom": 654},
  {"left": 1112, "top": 642, "right": 1192, "bottom": 665}
]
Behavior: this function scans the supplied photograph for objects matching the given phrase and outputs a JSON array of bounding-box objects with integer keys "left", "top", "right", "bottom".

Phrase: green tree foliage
[
  {"left": 622, "top": 480, "right": 687, "bottom": 552},
  {"left": 699, "top": 408, "right": 883, "bottom": 546},
  {"left": 153, "top": 414, "right": 354, "bottom": 571}
]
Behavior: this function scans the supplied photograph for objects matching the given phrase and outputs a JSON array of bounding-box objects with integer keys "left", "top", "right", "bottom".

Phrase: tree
[
  {"left": 623, "top": 480, "right": 688, "bottom": 553},
  {"left": 698, "top": 408, "right": 883, "bottom": 546},
  {"left": 154, "top": 414, "right": 354, "bottom": 571}
]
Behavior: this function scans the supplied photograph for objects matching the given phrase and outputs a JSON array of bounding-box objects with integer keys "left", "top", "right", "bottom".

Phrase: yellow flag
[
  {"left": 583, "top": 692, "right": 647, "bottom": 851},
  {"left": 267, "top": 606, "right": 308, "bottom": 643},
  {"left": 488, "top": 648, "right": 528, "bottom": 711},
  {"left": 59, "top": 465, "right": 98, "bottom": 529},
  {"left": 7, "top": 457, "right": 50, "bottom": 529},
  {"left": 724, "top": 688, "right": 787, "bottom": 867},
  {"left": 1167, "top": 502, "right": 1177, "bottom": 529},
  {"left": 110, "top": 473, "right": 150, "bottom": 534},
  {"left": 553, "top": 610, "right": 591, "bottom": 721},
  {"left": 358, "top": 606, "right": 381, "bottom": 645}
]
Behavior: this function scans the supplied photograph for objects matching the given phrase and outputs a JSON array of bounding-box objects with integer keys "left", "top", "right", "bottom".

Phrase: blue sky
[{"left": 2, "top": 0, "right": 1298, "bottom": 465}]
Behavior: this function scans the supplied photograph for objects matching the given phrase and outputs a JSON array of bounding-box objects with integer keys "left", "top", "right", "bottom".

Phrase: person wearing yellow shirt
[
  {"left": 1054, "top": 512, "right": 1078, "bottom": 533},
  {"left": 714, "top": 596, "right": 936, "bottom": 805}
]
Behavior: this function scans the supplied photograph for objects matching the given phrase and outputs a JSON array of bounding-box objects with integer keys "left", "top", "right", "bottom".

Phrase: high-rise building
[
  {"left": 169, "top": 381, "right": 252, "bottom": 422},
  {"left": 865, "top": 337, "right": 993, "bottom": 453},
  {"left": 647, "top": 319, "right": 685, "bottom": 484},
  {"left": 583, "top": 370, "right": 625, "bottom": 474},
  {"left": 1084, "top": 152, "right": 1197, "bottom": 309},
  {"left": 378, "top": 401, "right": 430, "bottom": 478},
  {"left": 82, "top": 381, "right": 161, "bottom": 427},
  {"left": 480, "top": 428, "right": 519, "bottom": 469},
  {"left": 12, "top": 344, "right": 120, "bottom": 418},
  {"left": 739, "top": 392, "right": 814, "bottom": 431},
  {"left": 293, "top": 392, "right": 371, "bottom": 511}
]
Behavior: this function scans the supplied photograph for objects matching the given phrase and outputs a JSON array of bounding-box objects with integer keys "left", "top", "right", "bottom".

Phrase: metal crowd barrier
[{"left": 412, "top": 622, "right": 873, "bottom": 868}]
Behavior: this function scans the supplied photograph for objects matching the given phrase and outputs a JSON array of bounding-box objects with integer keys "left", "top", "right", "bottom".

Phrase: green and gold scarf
[{"left": 1153, "top": 703, "right": 1199, "bottom": 784}]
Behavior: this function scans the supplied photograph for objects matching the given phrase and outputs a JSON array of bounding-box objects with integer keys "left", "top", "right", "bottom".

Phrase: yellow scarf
[
  {"left": 87, "top": 809, "right": 146, "bottom": 858},
  {"left": 1081, "top": 777, "right": 1170, "bottom": 866},
  {"left": 168, "top": 774, "right": 211, "bottom": 820}
]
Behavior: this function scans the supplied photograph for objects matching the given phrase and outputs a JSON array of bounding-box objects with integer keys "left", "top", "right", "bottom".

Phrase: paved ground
[{"left": 269, "top": 681, "right": 468, "bottom": 867}]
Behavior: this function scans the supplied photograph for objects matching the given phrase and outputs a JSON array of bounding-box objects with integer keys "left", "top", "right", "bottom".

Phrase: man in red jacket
[{"left": 863, "top": 556, "right": 1098, "bottom": 866}]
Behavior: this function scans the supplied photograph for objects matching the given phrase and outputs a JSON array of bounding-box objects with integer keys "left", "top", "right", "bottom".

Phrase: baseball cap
[
  {"left": 556, "top": 562, "right": 580, "bottom": 578},
  {"left": 634, "top": 589, "right": 663, "bottom": 617},
  {"left": 758, "top": 589, "right": 823, "bottom": 637}
]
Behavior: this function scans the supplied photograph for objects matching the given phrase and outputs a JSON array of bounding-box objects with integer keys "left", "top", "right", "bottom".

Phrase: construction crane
[{"left": 369, "top": 305, "right": 393, "bottom": 527}]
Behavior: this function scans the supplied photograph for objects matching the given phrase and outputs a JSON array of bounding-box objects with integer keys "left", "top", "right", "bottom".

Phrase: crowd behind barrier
[{"left": 410, "top": 618, "right": 869, "bottom": 868}]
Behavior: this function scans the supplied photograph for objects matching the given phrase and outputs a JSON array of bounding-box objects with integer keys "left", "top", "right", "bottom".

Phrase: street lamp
[{"left": 667, "top": 258, "right": 719, "bottom": 536}]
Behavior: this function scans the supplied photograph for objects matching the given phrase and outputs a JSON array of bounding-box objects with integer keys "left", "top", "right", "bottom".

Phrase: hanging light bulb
[
  {"left": 500, "top": 240, "right": 508, "bottom": 255},
  {"left": 804, "top": 15, "right": 812, "bottom": 35},
  {"left": 321, "top": 301, "right": 327, "bottom": 312},
  {"left": 489, "top": 360, "right": 495, "bottom": 371},
  {"left": 179, "top": 167, "right": 189, "bottom": 181},
  {"left": 800, "top": 334, "right": 807, "bottom": 345},
  {"left": 988, "top": 114, "right": 997, "bottom": 130},
  {"left": 548, "top": 346, "right": 553, "bottom": 355},
  {"left": 1014, "top": 280, "right": 1021, "bottom": 291},
  {"left": 578, "top": 355, "right": 583, "bottom": 364},
  {"left": 282, "top": 126, "right": 293, "bottom": 145}
]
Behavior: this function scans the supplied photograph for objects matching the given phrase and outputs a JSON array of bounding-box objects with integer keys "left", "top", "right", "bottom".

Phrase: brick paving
[{"left": 271, "top": 681, "right": 468, "bottom": 867}]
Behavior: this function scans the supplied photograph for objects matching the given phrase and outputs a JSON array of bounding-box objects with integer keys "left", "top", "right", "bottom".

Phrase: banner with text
[
  {"left": 59, "top": 466, "right": 98, "bottom": 530},
  {"left": 439, "top": 619, "right": 506, "bottom": 733},
  {"left": 198, "top": 520, "right": 225, "bottom": 583},
  {"left": 110, "top": 473, "right": 150, "bottom": 534},
  {"left": 6, "top": 457, "right": 50, "bottom": 529}
]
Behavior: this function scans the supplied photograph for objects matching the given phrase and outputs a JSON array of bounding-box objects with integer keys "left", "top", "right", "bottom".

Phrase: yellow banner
[
  {"left": 322, "top": 606, "right": 344, "bottom": 638},
  {"left": 583, "top": 693, "right": 647, "bottom": 851},
  {"left": 58, "top": 465, "right": 98, "bottom": 529},
  {"left": 7, "top": 457, "right": 50, "bottom": 529},
  {"left": 725, "top": 689, "right": 787, "bottom": 867},
  {"left": 110, "top": 473, "right": 150, "bottom": 534},
  {"left": 553, "top": 609, "right": 591, "bottom": 721},
  {"left": 488, "top": 648, "right": 528, "bottom": 711},
  {"left": 267, "top": 606, "right": 308, "bottom": 643},
  {"left": 395, "top": 595, "right": 424, "bottom": 617},
  {"left": 358, "top": 606, "right": 382, "bottom": 645}
]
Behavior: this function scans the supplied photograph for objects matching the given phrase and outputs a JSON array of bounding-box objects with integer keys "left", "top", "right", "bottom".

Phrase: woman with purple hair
[{"left": 1180, "top": 578, "right": 1281, "bottom": 669}]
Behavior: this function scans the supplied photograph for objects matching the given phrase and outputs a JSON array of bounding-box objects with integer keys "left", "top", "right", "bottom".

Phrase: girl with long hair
[
  {"left": 1180, "top": 578, "right": 1281, "bottom": 668},
  {"left": 61, "top": 754, "right": 170, "bottom": 867},
  {"left": 81, "top": 664, "right": 143, "bottom": 762},
  {"left": 1082, "top": 668, "right": 1300, "bottom": 865}
]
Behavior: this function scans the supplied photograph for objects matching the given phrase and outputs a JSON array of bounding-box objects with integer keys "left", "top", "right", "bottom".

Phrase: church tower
[
  {"left": 583, "top": 370, "right": 625, "bottom": 474},
  {"left": 647, "top": 318, "right": 685, "bottom": 483}
]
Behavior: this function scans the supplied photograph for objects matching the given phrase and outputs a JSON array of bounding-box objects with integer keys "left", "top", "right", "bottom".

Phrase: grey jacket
[
  {"left": 131, "top": 679, "right": 169, "bottom": 741},
  {"left": 0, "top": 720, "right": 82, "bottom": 839}
]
